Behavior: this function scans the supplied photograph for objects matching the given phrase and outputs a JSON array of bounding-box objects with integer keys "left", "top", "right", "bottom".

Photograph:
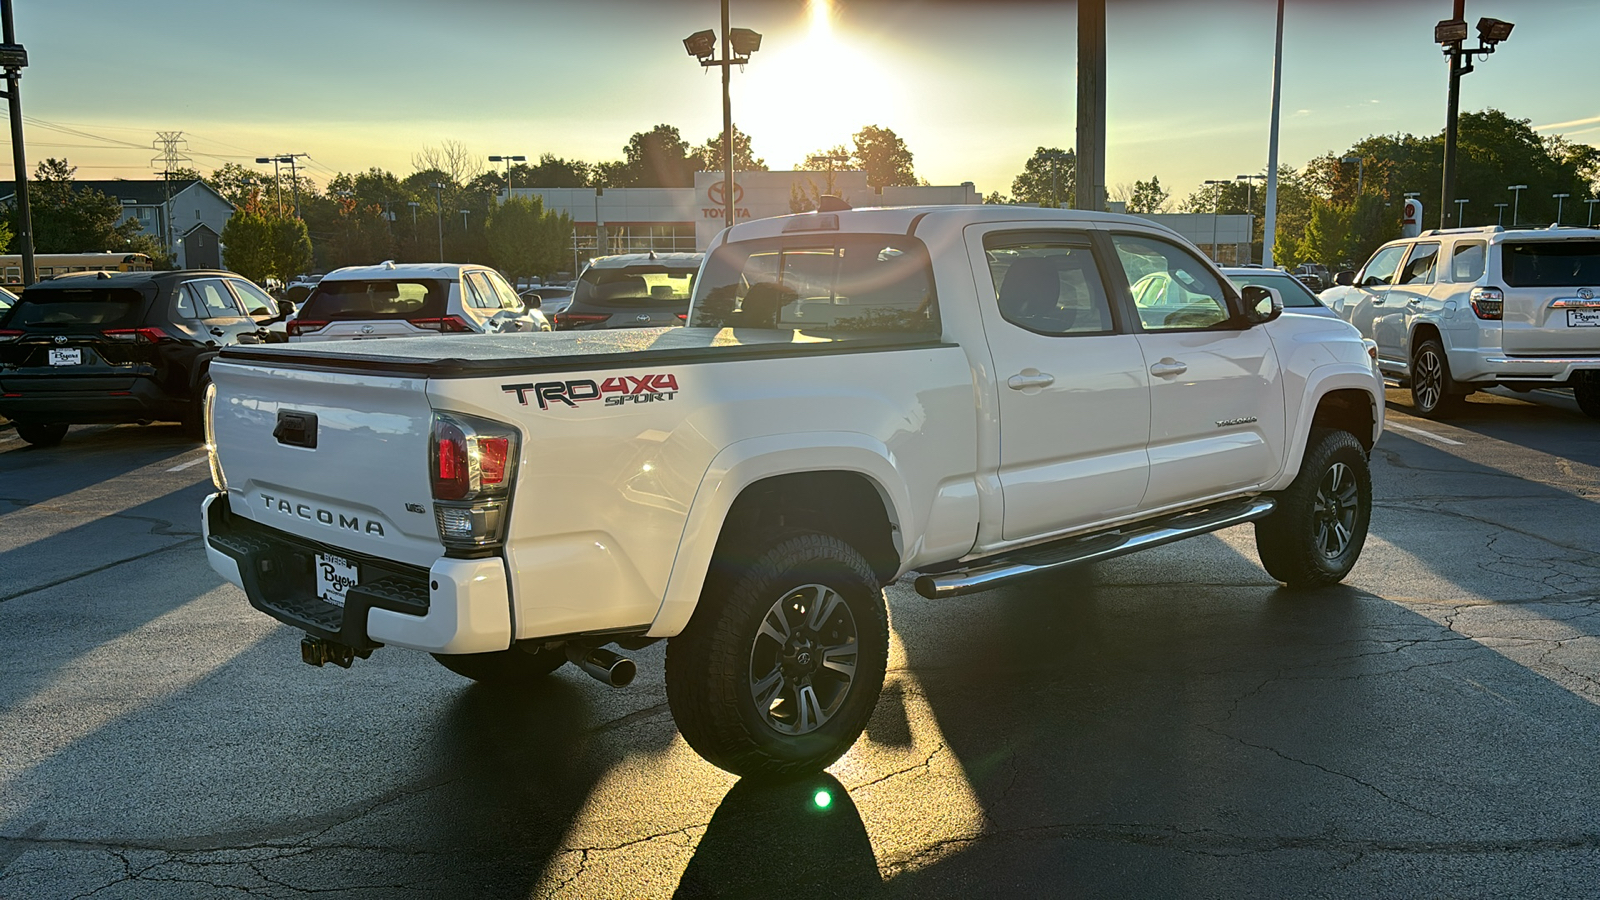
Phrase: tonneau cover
[{"left": 221, "top": 326, "right": 943, "bottom": 377}]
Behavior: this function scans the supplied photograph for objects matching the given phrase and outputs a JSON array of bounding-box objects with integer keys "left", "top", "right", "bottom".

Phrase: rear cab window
[
  {"left": 690, "top": 234, "right": 938, "bottom": 336},
  {"left": 299, "top": 279, "right": 450, "bottom": 321},
  {"left": 1501, "top": 240, "right": 1600, "bottom": 287}
]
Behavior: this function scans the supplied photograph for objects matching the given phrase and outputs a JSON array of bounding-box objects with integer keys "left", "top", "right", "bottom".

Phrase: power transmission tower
[{"left": 151, "top": 131, "right": 190, "bottom": 262}]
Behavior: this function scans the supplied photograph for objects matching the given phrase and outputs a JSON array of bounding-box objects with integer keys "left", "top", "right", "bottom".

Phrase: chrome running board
[{"left": 914, "top": 497, "right": 1276, "bottom": 599}]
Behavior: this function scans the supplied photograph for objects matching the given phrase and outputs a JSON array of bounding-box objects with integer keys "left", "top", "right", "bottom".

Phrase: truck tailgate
[{"left": 210, "top": 360, "right": 443, "bottom": 568}]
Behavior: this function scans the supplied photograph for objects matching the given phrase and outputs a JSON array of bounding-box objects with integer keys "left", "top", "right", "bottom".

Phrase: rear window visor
[
  {"left": 298, "top": 279, "right": 450, "bottom": 320},
  {"left": 574, "top": 266, "right": 700, "bottom": 308},
  {"left": 1502, "top": 241, "right": 1600, "bottom": 288},
  {"left": 3, "top": 288, "right": 148, "bottom": 329},
  {"left": 690, "top": 234, "right": 939, "bottom": 336}
]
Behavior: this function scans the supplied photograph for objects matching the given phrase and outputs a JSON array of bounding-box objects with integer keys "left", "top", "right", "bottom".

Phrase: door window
[
  {"left": 1396, "top": 243, "right": 1440, "bottom": 285},
  {"left": 187, "top": 279, "right": 243, "bottom": 319},
  {"left": 1450, "top": 242, "right": 1486, "bottom": 282},
  {"left": 228, "top": 279, "right": 276, "bottom": 317},
  {"left": 1110, "top": 234, "right": 1232, "bottom": 331},
  {"left": 484, "top": 271, "right": 525, "bottom": 310},
  {"left": 985, "top": 239, "right": 1113, "bottom": 336},
  {"left": 1357, "top": 244, "right": 1408, "bottom": 286},
  {"left": 463, "top": 272, "right": 498, "bottom": 309}
]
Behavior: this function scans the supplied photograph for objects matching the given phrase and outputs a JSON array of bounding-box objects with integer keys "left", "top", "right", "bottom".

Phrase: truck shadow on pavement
[{"left": 0, "top": 423, "right": 204, "bottom": 517}]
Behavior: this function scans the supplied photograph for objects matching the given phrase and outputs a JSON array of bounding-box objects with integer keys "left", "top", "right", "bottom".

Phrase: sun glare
[{"left": 741, "top": 0, "right": 904, "bottom": 170}]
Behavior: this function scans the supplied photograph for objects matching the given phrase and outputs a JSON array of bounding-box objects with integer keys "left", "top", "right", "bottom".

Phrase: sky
[{"left": 9, "top": 0, "right": 1598, "bottom": 206}]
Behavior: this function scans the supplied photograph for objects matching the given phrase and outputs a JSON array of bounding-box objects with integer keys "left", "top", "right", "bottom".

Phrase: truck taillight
[
  {"left": 553, "top": 312, "right": 610, "bottom": 330},
  {"left": 429, "top": 412, "right": 519, "bottom": 551},
  {"left": 1469, "top": 287, "right": 1503, "bottom": 320},
  {"left": 204, "top": 381, "right": 226, "bottom": 492}
]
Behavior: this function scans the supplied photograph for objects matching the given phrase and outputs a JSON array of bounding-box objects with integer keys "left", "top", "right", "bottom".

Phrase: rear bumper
[
  {"left": 0, "top": 378, "right": 185, "bottom": 424},
  {"left": 1480, "top": 355, "right": 1600, "bottom": 384},
  {"left": 202, "top": 493, "right": 512, "bottom": 654}
]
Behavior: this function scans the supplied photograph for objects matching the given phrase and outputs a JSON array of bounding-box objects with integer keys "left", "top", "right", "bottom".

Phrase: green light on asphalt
[{"left": 813, "top": 790, "right": 832, "bottom": 809}]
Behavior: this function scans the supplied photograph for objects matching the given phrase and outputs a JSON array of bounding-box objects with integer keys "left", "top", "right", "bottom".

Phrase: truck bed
[{"left": 221, "top": 327, "right": 947, "bottom": 377}]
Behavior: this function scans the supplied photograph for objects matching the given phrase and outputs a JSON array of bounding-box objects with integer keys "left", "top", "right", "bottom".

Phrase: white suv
[
  {"left": 1322, "top": 226, "right": 1600, "bottom": 419},
  {"left": 287, "top": 262, "right": 549, "bottom": 342}
]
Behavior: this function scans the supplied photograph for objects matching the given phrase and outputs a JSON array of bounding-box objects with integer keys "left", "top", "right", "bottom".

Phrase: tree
[
  {"left": 521, "top": 154, "right": 593, "bottom": 188},
  {"left": 412, "top": 140, "right": 483, "bottom": 187},
  {"left": 801, "top": 145, "right": 853, "bottom": 171},
  {"left": 270, "top": 216, "right": 314, "bottom": 278},
  {"left": 851, "top": 125, "right": 917, "bottom": 189},
  {"left": 694, "top": 125, "right": 767, "bottom": 173},
  {"left": 221, "top": 210, "right": 275, "bottom": 283},
  {"left": 208, "top": 162, "right": 271, "bottom": 210},
  {"left": 20, "top": 158, "right": 146, "bottom": 253},
  {"left": 1010, "top": 147, "right": 1075, "bottom": 207},
  {"left": 616, "top": 124, "right": 695, "bottom": 188},
  {"left": 1124, "top": 176, "right": 1169, "bottom": 214},
  {"left": 487, "top": 195, "right": 571, "bottom": 281},
  {"left": 983, "top": 191, "right": 1009, "bottom": 204}
]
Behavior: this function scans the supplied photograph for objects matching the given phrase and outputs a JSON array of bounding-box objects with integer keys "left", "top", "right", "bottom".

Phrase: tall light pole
[
  {"left": 1263, "top": 0, "right": 1285, "bottom": 267},
  {"left": 1553, "top": 192, "right": 1570, "bottom": 225},
  {"left": 1204, "top": 179, "right": 1229, "bottom": 262},
  {"left": 1238, "top": 174, "right": 1266, "bottom": 263},
  {"left": 1586, "top": 198, "right": 1600, "bottom": 228},
  {"left": 0, "top": 3, "right": 36, "bottom": 286},
  {"left": 1454, "top": 197, "right": 1469, "bottom": 225},
  {"left": 255, "top": 156, "right": 283, "bottom": 215},
  {"left": 684, "top": 5, "right": 761, "bottom": 231},
  {"left": 1494, "top": 202, "right": 1508, "bottom": 226},
  {"left": 407, "top": 200, "right": 419, "bottom": 229},
  {"left": 1508, "top": 184, "right": 1527, "bottom": 226},
  {"left": 1436, "top": 8, "right": 1514, "bottom": 229},
  {"left": 488, "top": 154, "right": 525, "bottom": 201},
  {"left": 1341, "top": 155, "right": 1365, "bottom": 198},
  {"left": 432, "top": 182, "right": 445, "bottom": 262}
]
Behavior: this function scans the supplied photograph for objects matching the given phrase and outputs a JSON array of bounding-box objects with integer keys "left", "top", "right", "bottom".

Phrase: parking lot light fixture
[
  {"left": 1508, "top": 184, "right": 1527, "bottom": 226},
  {"left": 684, "top": 3, "right": 761, "bottom": 231},
  {"left": 1494, "top": 201, "right": 1508, "bottom": 226},
  {"left": 1552, "top": 193, "right": 1570, "bottom": 225},
  {"left": 1204, "top": 179, "right": 1229, "bottom": 262},
  {"left": 1586, "top": 198, "right": 1600, "bottom": 228},
  {"left": 1454, "top": 198, "right": 1469, "bottom": 225},
  {"left": 432, "top": 182, "right": 445, "bottom": 262},
  {"left": 488, "top": 154, "right": 526, "bottom": 201},
  {"left": 1437, "top": 5, "right": 1513, "bottom": 229}
]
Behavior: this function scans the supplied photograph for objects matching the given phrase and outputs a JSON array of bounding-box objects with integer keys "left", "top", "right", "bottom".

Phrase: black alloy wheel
[
  {"left": 1410, "top": 339, "right": 1465, "bottom": 418},
  {"left": 1256, "top": 427, "right": 1373, "bottom": 588}
]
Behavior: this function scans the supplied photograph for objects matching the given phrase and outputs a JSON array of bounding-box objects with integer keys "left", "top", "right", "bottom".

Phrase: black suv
[{"left": 0, "top": 270, "right": 290, "bottom": 446}]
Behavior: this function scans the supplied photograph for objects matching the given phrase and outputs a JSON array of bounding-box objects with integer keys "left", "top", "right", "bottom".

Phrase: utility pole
[
  {"left": 152, "top": 131, "right": 190, "bottom": 264},
  {"left": 1075, "top": 0, "right": 1106, "bottom": 213},
  {"left": 0, "top": 1, "right": 33, "bottom": 284}
]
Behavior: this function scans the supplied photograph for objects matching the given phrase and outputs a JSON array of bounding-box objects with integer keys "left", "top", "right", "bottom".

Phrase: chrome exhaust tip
[{"left": 565, "top": 645, "right": 636, "bottom": 688}]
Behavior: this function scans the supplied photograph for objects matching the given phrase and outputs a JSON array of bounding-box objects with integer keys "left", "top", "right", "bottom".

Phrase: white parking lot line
[
  {"left": 166, "top": 456, "right": 209, "bottom": 472},
  {"left": 1386, "top": 422, "right": 1464, "bottom": 446}
]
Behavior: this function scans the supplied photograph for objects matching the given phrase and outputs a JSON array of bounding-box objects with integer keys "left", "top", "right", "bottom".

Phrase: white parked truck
[{"left": 202, "top": 205, "right": 1385, "bottom": 776}]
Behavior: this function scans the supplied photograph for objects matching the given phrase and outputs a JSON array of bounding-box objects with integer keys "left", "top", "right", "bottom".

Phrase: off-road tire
[
  {"left": 666, "top": 529, "right": 889, "bottom": 778},
  {"left": 1255, "top": 427, "right": 1372, "bottom": 588},
  {"left": 1410, "top": 339, "right": 1466, "bottom": 418},
  {"left": 14, "top": 422, "right": 68, "bottom": 447},
  {"left": 431, "top": 646, "right": 567, "bottom": 683},
  {"left": 1575, "top": 384, "right": 1600, "bottom": 421}
]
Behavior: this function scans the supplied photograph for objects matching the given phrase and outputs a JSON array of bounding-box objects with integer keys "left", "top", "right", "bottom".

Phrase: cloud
[{"left": 1294, "top": 109, "right": 1311, "bottom": 117}]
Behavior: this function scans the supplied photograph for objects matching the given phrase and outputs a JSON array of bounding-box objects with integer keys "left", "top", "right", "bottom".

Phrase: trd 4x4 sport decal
[{"left": 504, "top": 374, "right": 680, "bottom": 410}]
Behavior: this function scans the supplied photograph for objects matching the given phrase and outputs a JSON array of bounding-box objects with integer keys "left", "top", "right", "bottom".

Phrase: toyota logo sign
[{"left": 707, "top": 181, "right": 744, "bottom": 206}]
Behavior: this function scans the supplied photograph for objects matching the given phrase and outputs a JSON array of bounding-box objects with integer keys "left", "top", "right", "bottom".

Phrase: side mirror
[
  {"left": 277, "top": 298, "right": 295, "bottom": 315},
  {"left": 1240, "top": 285, "right": 1283, "bottom": 325},
  {"left": 524, "top": 295, "right": 542, "bottom": 310},
  {"left": 1334, "top": 270, "right": 1356, "bottom": 287}
]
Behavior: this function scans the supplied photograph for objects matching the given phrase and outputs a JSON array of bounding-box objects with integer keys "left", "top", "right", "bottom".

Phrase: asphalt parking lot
[{"left": 1, "top": 387, "right": 1597, "bottom": 898}]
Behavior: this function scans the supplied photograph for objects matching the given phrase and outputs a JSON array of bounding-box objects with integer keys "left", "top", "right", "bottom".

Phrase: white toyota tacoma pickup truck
[{"left": 202, "top": 205, "right": 1384, "bottom": 777}]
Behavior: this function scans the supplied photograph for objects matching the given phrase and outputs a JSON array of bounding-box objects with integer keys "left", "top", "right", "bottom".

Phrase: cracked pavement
[{"left": 2, "top": 389, "right": 1599, "bottom": 898}]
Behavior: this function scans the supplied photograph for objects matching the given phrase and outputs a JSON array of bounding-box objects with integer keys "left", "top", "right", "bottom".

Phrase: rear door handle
[
  {"left": 1150, "top": 359, "right": 1188, "bottom": 378},
  {"left": 1006, "top": 370, "right": 1055, "bottom": 390}
]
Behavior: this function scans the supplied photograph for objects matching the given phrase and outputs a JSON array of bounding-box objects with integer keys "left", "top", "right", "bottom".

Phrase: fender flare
[
  {"left": 1268, "top": 364, "right": 1385, "bottom": 491},
  {"left": 646, "top": 432, "right": 914, "bottom": 638}
]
